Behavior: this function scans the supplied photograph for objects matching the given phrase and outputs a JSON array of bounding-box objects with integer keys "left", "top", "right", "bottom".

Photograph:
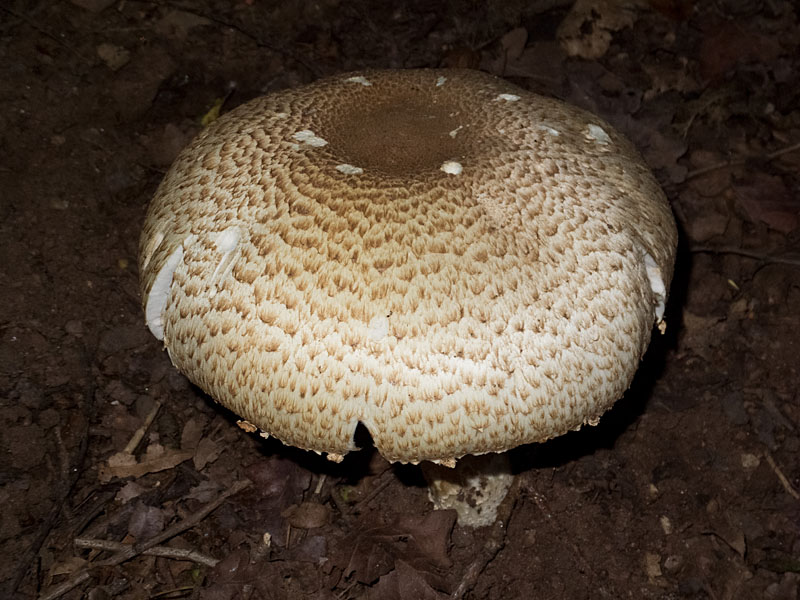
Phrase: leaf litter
[{"left": 2, "top": 0, "right": 800, "bottom": 598}]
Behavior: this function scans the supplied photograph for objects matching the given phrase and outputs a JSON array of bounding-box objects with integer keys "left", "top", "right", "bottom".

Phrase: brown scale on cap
[{"left": 139, "top": 69, "right": 677, "bottom": 465}]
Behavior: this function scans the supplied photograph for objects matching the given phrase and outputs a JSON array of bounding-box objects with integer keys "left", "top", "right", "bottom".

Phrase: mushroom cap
[{"left": 139, "top": 69, "right": 677, "bottom": 464}]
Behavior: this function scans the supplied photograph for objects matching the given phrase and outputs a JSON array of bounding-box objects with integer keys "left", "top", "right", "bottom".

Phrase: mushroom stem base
[{"left": 421, "top": 453, "right": 514, "bottom": 528}]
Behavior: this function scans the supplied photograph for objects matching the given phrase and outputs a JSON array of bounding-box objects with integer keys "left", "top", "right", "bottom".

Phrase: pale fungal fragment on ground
[
  {"left": 292, "top": 129, "right": 328, "bottom": 147},
  {"left": 440, "top": 160, "right": 463, "bottom": 175},
  {"left": 237, "top": 420, "right": 258, "bottom": 433},
  {"left": 335, "top": 163, "right": 364, "bottom": 175},
  {"left": 423, "top": 454, "right": 513, "bottom": 527},
  {"left": 139, "top": 69, "right": 677, "bottom": 528}
]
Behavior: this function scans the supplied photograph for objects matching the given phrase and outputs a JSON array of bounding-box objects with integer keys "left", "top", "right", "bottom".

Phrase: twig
[
  {"left": 131, "top": 0, "right": 323, "bottom": 77},
  {"left": 765, "top": 454, "right": 800, "bottom": 501},
  {"left": 685, "top": 158, "right": 745, "bottom": 180},
  {"left": 0, "top": 5, "right": 90, "bottom": 63},
  {"left": 124, "top": 400, "right": 162, "bottom": 454},
  {"left": 150, "top": 586, "right": 194, "bottom": 599},
  {"left": 451, "top": 478, "right": 521, "bottom": 599},
  {"left": 685, "top": 141, "right": 800, "bottom": 180},
  {"left": 7, "top": 343, "right": 96, "bottom": 598},
  {"left": 37, "top": 480, "right": 250, "bottom": 600},
  {"left": 75, "top": 537, "right": 218, "bottom": 567},
  {"left": 349, "top": 475, "right": 393, "bottom": 513},
  {"left": 690, "top": 245, "right": 800, "bottom": 267}
]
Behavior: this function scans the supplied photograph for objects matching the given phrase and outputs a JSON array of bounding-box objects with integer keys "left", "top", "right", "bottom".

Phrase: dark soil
[{"left": 2, "top": 1, "right": 799, "bottom": 599}]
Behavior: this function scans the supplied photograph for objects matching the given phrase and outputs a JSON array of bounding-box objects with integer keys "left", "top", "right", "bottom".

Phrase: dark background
[{"left": 1, "top": 1, "right": 799, "bottom": 598}]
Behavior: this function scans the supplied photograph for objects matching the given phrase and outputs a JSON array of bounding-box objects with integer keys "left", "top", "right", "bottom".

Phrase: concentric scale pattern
[{"left": 139, "top": 69, "right": 677, "bottom": 464}]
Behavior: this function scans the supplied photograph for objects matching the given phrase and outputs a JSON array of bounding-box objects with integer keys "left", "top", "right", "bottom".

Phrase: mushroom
[{"left": 139, "top": 69, "right": 677, "bottom": 527}]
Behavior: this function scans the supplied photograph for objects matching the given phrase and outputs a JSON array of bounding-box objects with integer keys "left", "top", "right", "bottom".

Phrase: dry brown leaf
[
  {"left": 698, "top": 21, "right": 781, "bottom": 81},
  {"left": 128, "top": 503, "right": 167, "bottom": 540},
  {"left": 557, "top": 0, "right": 646, "bottom": 59},
  {"left": 500, "top": 27, "right": 528, "bottom": 62},
  {"left": 680, "top": 311, "right": 726, "bottom": 362},
  {"left": 193, "top": 435, "right": 223, "bottom": 471},
  {"left": 155, "top": 10, "right": 212, "bottom": 41},
  {"left": 282, "top": 501, "right": 331, "bottom": 529},
  {"left": 735, "top": 174, "right": 799, "bottom": 234},
  {"left": 180, "top": 417, "right": 205, "bottom": 451},
  {"left": 366, "top": 559, "right": 450, "bottom": 600},
  {"left": 336, "top": 511, "right": 455, "bottom": 586},
  {"left": 96, "top": 43, "right": 130, "bottom": 71},
  {"left": 98, "top": 447, "right": 193, "bottom": 482},
  {"left": 47, "top": 556, "right": 87, "bottom": 578},
  {"left": 115, "top": 480, "right": 148, "bottom": 504}
]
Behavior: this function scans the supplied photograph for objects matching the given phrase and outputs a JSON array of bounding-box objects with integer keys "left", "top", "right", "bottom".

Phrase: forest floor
[{"left": 1, "top": 0, "right": 799, "bottom": 598}]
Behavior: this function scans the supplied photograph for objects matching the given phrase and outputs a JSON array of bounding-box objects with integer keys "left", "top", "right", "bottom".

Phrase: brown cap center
[{"left": 321, "top": 96, "right": 467, "bottom": 176}]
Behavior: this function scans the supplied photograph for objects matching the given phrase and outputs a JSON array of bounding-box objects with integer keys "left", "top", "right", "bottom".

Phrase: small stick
[
  {"left": 685, "top": 140, "right": 800, "bottom": 180},
  {"left": 765, "top": 454, "right": 800, "bottom": 501},
  {"left": 124, "top": 400, "right": 162, "bottom": 454},
  {"left": 313, "top": 474, "right": 326, "bottom": 496},
  {"left": 74, "top": 538, "right": 219, "bottom": 567},
  {"left": 349, "top": 475, "right": 393, "bottom": 513},
  {"left": 0, "top": 6, "right": 90, "bottom": 63},
  {"left": 690, "top": 246, "right": 800, "bottom": 268},
  {"left": 37, "top": 480, "right": 250, "bottom": 600},
  {"left": 8, "top": 344, "right": 96, "bottom": 598}
]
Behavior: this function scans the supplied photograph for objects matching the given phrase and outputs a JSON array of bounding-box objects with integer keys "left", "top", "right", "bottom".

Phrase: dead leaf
[
  {"left": 244, "top": 456, "right": 311, "bottom": 500},
  {"left": 441, "top": 47, "right": 480, "bottom": 69},
  {"left": 69, "top": 0, "right": 116, "bottom": 12},
  {"left": 47, "top": 556, "right": 87, "bottom": 578},
  {"left": 155, "top": 10, "right": 212, "bottom": 41},
  {"left": 335, "top": 511, "right": 455, "bottom": 586},
  {"left": 613, "top": 110, "right": 688, "bottom": 183},
  {"left": 180, "top": 417, "right": 205, "bottom": 451},
  {"left": 366, "top": 560, "right": 450, "bottom": 600},
  {"left": 107, "top": 451, "right": 137, "bottom": 469},
  {"left": 96, "top": 43, "right": 130, "bottom": 71},
  {"left": 394, "top": 512, "right": 454, "bottom": 568},
  {"left": 145, "top": 123, "right": 196, "bottom": 167},
  {"left": 698, "top": 21, "right": 781, "bottom": 81},
  {"left": 500, "top": 27, "right": 528, "bottom": 62},
  {"left": 193, "top": 436, "right": 223, "bottom": 471},
  {"left": 287, "top": 534, "right": 328, "bottom": 563},
  {"left": 557, "top": 0, "right": 646, "bottom": 59},
  {"left": 706, "top": 517, "right": 747, "bottom": 557},
  {"left": 98, "top": 446, "right": 193, "bottom": 482},
  {"left": 186, "top": 480, "right": 221, "bottom": 503},
  {"left": 282, "top": 501, "right": 331, "bottom": 529},
  {"left": 680, "top": 311, "right": 726, "bottom": 361},
  {"left": 128, "top": 503, "right": 166, "bottom": 540},
  {"left": 687, "top": 149, "right": 732, "bottom": 196},
  {"left": 734, "top": 174, "right": 798, "bottom": 234},
  {"left": 647, "top": 0, "right": 693, "bottom": 21},
  {"left": 116, "top": 480, "right": 147, "bottom": 504}
]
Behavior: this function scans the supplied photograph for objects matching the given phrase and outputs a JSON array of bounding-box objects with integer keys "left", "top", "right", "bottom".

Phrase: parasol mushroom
[{"left": 139, "top": 69, "right": 677, "bottom": 526}]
